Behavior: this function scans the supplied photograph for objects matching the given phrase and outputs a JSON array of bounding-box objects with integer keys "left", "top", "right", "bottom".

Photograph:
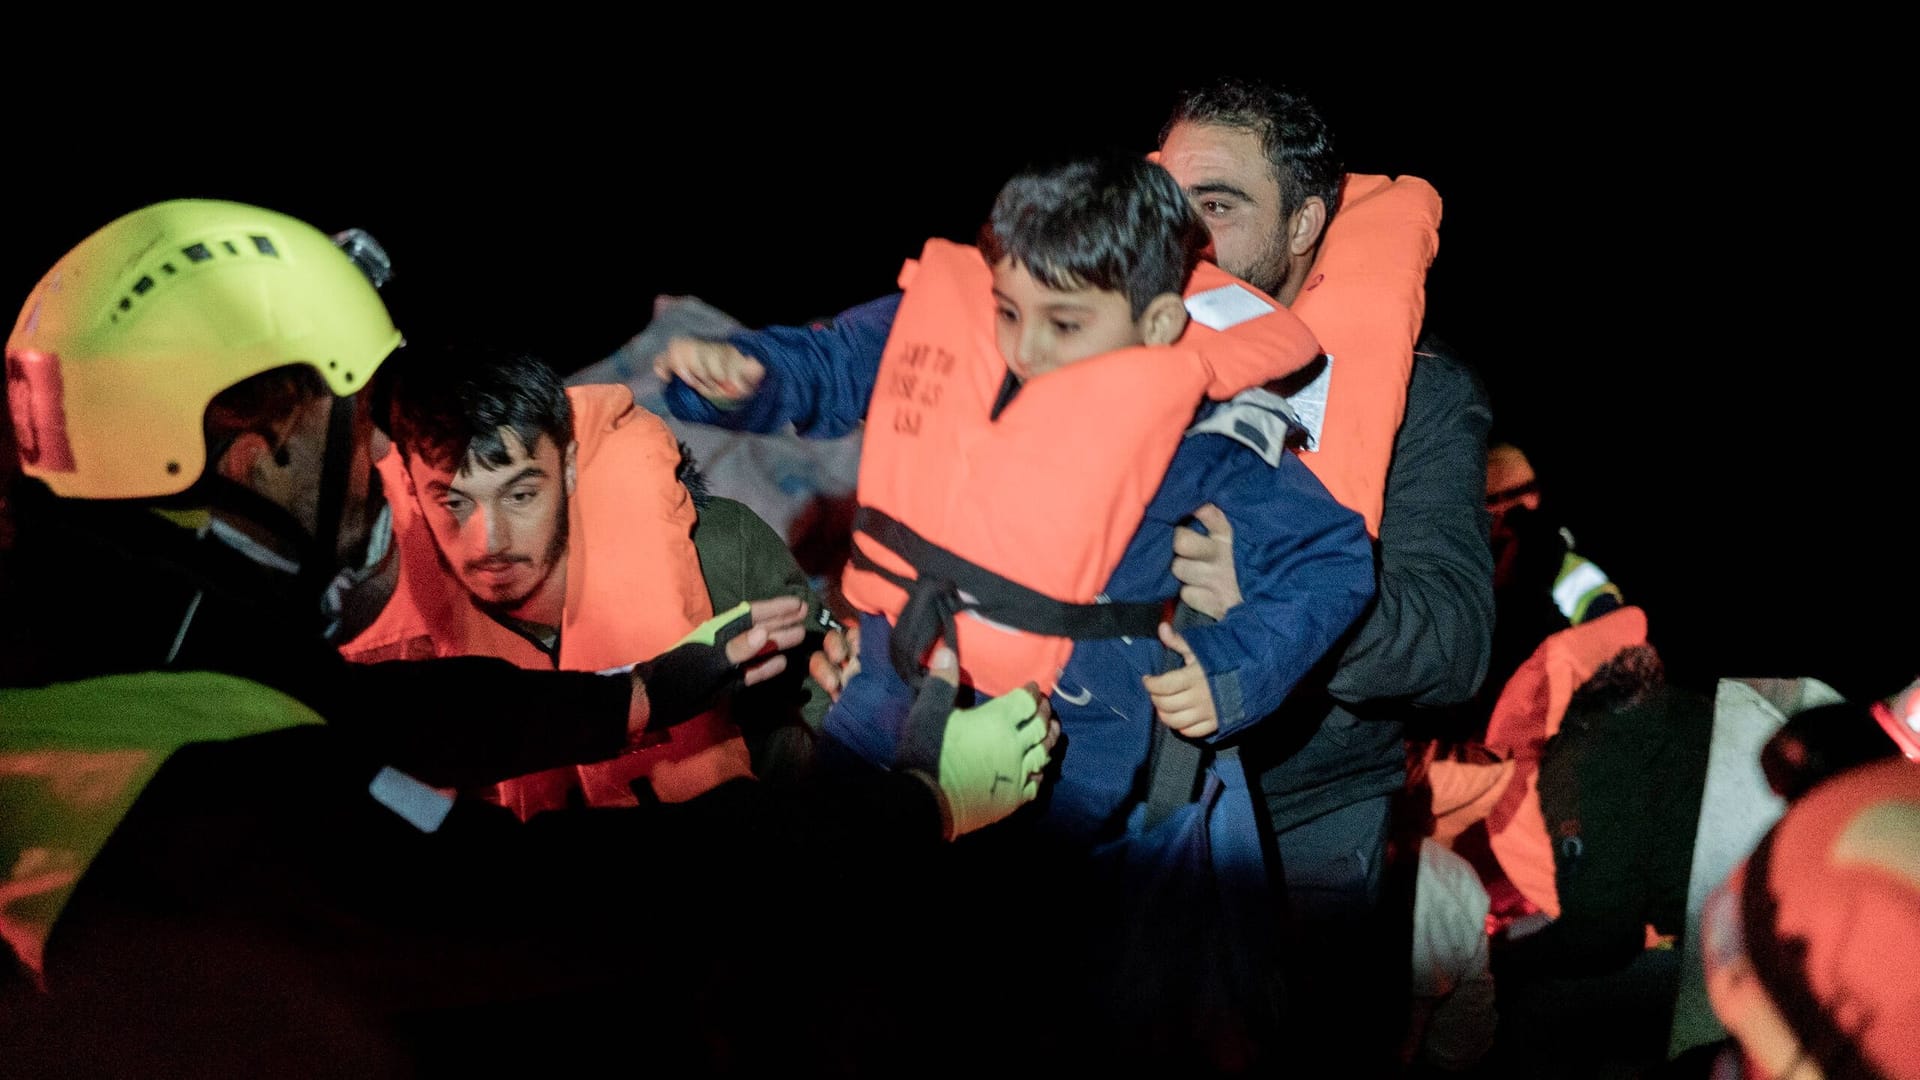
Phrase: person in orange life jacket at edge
[
  {"left": 1700, "top": 681, "right": 1920, "bottom": 1080},
  {"left": 657, "top": 153, "right": 1380, "bottom": 1069},
  {"left": 340, "top": 343, "right": 833, "bottom": 817},
  {"left": 0, "top": 199, "right": 1059, "bottom": 1075}
]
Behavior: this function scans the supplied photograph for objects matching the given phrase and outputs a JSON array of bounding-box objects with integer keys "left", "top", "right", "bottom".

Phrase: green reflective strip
[
  {"left": 1554, "top": 555, "right": 1621, "bottom": 624},
  {"left": 1, "top": 672, "right": 325, "bottom": 975},
  {"left": 0, "top": 671, "right": 323, "bottom": 752}
]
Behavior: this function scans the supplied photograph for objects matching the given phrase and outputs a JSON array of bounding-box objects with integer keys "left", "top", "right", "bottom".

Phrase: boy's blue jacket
[{"left": 664, "top": 292, "right": 1374, "bottom": 841}]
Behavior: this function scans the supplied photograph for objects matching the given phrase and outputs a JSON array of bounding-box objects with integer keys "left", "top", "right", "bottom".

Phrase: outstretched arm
[
  {"left": 657, "top": 293, "right": 901, "bottom": 438},
  {"left": 325, "top": 598, "right": 805, "bottom": 791}
]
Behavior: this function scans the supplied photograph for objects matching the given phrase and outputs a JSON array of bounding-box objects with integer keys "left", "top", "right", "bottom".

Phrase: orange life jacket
[
  {"left": 1290, "top": 173, "right": 1443, "bottom": 536},
  {"left": 341, "top": 385, "right": 749, "bottom": 818},
  {"left": 838, "top": 238, "right": 1320, "bottom": 698}
]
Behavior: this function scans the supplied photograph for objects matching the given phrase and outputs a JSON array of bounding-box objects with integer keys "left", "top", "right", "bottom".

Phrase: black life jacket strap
[{"left": 848, "top": 505, "right": 1165, "bottom": 692}]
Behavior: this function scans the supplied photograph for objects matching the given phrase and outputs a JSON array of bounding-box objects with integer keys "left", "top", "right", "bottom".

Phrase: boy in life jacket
[{"left": 654, "top": 154, "right": 1376, "bottom": 850}]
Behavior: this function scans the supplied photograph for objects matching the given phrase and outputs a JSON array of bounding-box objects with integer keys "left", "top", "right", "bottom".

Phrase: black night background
[{"left": 8, "top": 58, "right": 1910, "bottom": 702}]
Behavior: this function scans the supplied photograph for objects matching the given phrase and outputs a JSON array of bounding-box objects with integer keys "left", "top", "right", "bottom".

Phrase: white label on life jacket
[
  {"left": 1184, "top": 284, "right": 1273, "bottom": 332},
  {"left": 1281, "top": 355, "right": 1332, "bottom": 452},
  {"left": 369, "top": 766, "right": 456, "bottom": 833}
]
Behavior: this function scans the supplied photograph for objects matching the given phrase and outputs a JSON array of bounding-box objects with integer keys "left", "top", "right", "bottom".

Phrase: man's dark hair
[
  {"left": 385, "top": 344, "right": 574, "bottom": 474},
  {"left": 1158, "top": 76, "right": 1345, "bottom": 224},
  {"left": 979, "top": 153, "right": 1209, "bottom": 317},
  {"left": 1567, "top": 643, "right": 1668, "bottom": 716}
]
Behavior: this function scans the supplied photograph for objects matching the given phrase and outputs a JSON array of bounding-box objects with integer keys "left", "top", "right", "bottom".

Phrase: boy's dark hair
[
  {"left": 385, "top": 344, "right": 574, "bottom": 473},
  {"left": 1159, "top": 75, "right": 1345, "bottom": 224},
  {"left": 979, "top": 154, "right": 1209, "bottom": 317}
]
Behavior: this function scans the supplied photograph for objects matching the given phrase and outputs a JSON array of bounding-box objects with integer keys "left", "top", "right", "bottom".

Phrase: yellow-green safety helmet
[{"left": 6, "top": 199, "right": 402, "bottom": 500}]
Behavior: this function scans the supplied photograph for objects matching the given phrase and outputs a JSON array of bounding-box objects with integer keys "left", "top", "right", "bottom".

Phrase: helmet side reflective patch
[{"left": 6, "top": 351, "right": 76, "bottom": 472}]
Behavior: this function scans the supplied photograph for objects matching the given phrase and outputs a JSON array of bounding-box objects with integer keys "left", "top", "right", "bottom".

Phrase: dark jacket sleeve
[
  {"left": 1177, "top": 450, "right": 1377, "bottom": 742},
  {"left": 690, "top": 495, "right": 833, "bottom": 783},
  {"left": 308, "top": 655, "right": 635, "bottom": 791},
  {"left": 662, "top": 293, "right": 901, "bottom": 438},
  {"left": 0, "top": 493, "right": 640, "bottom": 795},
  {"left": 1325, "top": 341, "right": 1494, "bottom": 711}
]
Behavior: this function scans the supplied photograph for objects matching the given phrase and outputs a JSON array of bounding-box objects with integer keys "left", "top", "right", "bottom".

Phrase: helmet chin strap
[
  {"left": 302, "top": 392, "right": 359, "bottom": 598},
  {"left": 188, "top": 476, "right": 321, "bottom": 572},
  {"left": 183, "top": 392, "right": 362, "bottom": 598}
]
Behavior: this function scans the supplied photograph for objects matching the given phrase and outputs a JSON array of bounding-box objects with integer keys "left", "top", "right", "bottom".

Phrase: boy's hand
[
  {"left": 1170, "top": 504, "right": 1242, "bottom": 621},
  {"left": 652, "top": 337, "right": 765, "bottom": 407},
  {"left": 1142, "top": 622, "right": 1219, "bottom": 738},
  {"left": 807, "top": 621, "right": 862, "bottom": 703}
]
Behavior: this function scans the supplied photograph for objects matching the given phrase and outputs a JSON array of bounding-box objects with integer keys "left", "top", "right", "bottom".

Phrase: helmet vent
[{"left": 107, "top": 235, "right": 287, "bottom": 323}]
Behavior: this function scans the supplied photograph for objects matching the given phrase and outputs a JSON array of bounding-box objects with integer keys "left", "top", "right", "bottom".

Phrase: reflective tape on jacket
[
  {"left": 0, "top": 671, "right": 323, "bottom": 978},
  {"left": 1554, "top": 553, "right": 1623, "bottom": 625}
]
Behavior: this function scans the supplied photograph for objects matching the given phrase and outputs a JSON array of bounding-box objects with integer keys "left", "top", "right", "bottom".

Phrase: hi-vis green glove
[
  {"left": 899, "top": 648, "right": 1051, "bottom": 839},
  {"left": 679, "top": 601, "right": 754, "bottom": 648},
  {"left": 630, "top": 602, "right": 755, "bottom": 731},
  {"left": 937, "top": 690, "right": 1050, "bottom": 839}
]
